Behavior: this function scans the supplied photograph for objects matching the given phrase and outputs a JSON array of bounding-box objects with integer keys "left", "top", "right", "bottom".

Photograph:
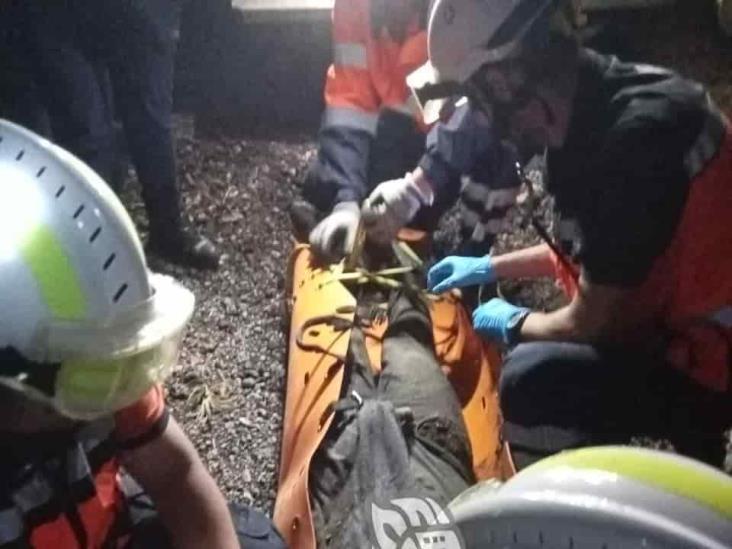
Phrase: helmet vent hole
[
  {"left": 113, "top": 283, "right": 128, "bottom": 303},
  {"left": 73, "top": 204, "right": 85, "bottom": 219},
  {"left": 103, "top": 253, "right": 116, "bottom": 271},
  {"left": 89, "top": 227, "right": 102, "bottom": 243},
  {"left": 36, "top": 166, "right": 46, "bottom": 178},
  {"left": 15, "top": 149, "right": 25, "bottom": 161},
  {"left": 55, "top": 185, "right": 66, "bottom": 198}
]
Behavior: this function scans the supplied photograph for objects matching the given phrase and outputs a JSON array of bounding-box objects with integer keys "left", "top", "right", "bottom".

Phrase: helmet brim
[{"left": 17, "top": 273, "right": 195, "bottom": 419}]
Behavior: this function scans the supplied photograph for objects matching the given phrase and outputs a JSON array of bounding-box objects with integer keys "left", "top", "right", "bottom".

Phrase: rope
[{"left": 516, "top": 161, "right": 580, "bottom": 280}]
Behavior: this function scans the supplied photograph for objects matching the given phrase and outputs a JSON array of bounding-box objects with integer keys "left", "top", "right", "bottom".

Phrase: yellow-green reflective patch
[
  {"left": 21, "top": 225, "right": 86, "bottom": 319},
  {"left": 526, "top": 447, "right": 732, "bottom": 520},
  {"left": 57, "top": 347, "right": 160, "bottom": 414}
]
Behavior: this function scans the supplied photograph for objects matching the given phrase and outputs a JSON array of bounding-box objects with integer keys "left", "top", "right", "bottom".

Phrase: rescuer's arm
[
  {"left": 428, "top": 244, "right": 556, "bottom": 294},
  {"left": 492, "top": 244, "right": 556, "bottom": 280},
  {"left": 415, "top": 100, "right": 496, "bottom": 212},
  {"left": 519, "top": 271, "right": 633, "bottom": 343},
  {"left": 471, "top": 272, "right": 634, "bottom": 346},
  {"left": 302, "top": 0, "right": 379, "bottom": 212},
  {"left": 516, "top": 120, "right": 686, "bottom": 345},
  {"left": 365, "top": 101, "right": 488, "bottom": 231},
  {"left": 121, "top": 416, "right": 239, "bottom": 549},
  {"left": 365, "top": 101, "right": 518, "bottom": 242}
]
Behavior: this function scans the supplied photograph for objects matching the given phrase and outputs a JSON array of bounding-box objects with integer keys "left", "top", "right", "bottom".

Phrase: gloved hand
[
  {"left": 472, "top": 298, "right": 530, "bottom": 346},
  {"left": 308, "top": 201, "right": 360, "bottom": 262},
  {"left": 362, "top": 174, "right": 433, "bottom": 244},
  {"left": 428, "top": 255, "right": 496, "bottom": 294}
]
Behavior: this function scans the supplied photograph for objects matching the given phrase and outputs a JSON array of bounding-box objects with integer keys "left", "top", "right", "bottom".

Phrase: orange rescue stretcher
[{"left": 274, "top": 236, "right": 514, "bottom": 549}]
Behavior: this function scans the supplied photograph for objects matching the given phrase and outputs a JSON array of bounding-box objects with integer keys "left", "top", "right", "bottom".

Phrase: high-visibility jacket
[
  {"left": 305, "top": 0, "right": 428, "bottom": 210},
  {"left": 551, "top": 117, "right": 732, "bottom": 393},
  {"left": 324, "top": 0, "right": 427, "bottom": 134},
  {"left": 0, "top": 386, "right": 167, "bottom": 547}
]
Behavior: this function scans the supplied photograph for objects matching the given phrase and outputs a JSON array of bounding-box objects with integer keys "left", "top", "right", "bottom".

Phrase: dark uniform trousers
[
  {"left": 500, "top": 342, "right": 732, "bottom": 470},
  {"left": 17, "top": 0, "right": 186, "bottom": 240}
]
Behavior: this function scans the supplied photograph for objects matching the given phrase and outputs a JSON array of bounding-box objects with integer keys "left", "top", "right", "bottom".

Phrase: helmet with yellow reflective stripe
[
  {"left": 0, "top": 119, "right": 194, "bottom": 419},
  {"left": 450, "top": 447, "right": 732, "bottom": 548}
]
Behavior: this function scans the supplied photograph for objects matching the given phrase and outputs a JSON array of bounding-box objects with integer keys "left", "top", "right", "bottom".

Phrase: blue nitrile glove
[
  {"left": 428, "top": 255, "right": 496, "bottom": 294},
  {"left": 472, "top": 298, "right": 530, "bottom": 346}
]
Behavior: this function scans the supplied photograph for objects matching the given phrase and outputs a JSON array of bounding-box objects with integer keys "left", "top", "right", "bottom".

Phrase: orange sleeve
[
  {"left": 114, "top": 384, "right": 168, "bottom": 447},
  {"left": 550, "top": 250, "right": 580, "bottom": 300},
  {"left": 324, "top": 0, "right": 380, "bottom": 114}
]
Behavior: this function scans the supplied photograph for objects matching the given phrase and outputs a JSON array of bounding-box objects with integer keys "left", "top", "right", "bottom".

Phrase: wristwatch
[{"left": 505, "top": 309, "right": 530, "bottom": 346}]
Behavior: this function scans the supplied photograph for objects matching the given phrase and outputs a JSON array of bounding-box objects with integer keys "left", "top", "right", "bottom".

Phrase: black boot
[
  {"left": 147, "top": 226, "right": 220, "bottom": 270},
  {"left": 143, "top": 181, "right": 220, "bottom": 269}
]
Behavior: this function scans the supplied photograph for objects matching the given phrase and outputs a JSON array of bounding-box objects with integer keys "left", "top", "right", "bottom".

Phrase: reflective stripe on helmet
[
  {"left": 0, "top": 119, "right": 151, "bottom": 361},
  {"left": 525, "top": 446, "right": 732, "bottom": 520},
  {"left": 21, "top": 224, "right": 86, "bottom": 320}
]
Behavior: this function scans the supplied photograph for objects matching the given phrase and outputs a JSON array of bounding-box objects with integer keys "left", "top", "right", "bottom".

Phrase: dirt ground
[{"left": 118, "top": 3, "right": 732, "bottom": 514}]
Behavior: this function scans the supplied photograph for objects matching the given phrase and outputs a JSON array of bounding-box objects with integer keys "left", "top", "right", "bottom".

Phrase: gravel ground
[
  {"left": 115, "top": 3, "right": 732, "bottom": 515},
  {"left": 122, "top": 135, "right": 315, "bottom": 511}
]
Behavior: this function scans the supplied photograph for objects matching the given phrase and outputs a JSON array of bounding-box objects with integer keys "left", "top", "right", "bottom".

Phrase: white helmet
[
  {"left": 450, "top": 447, "right": 732, "bottom": 548},
  {"left": 408, "top": 0, "right": 576, "bottom": 121},
  {"left": 0, "top": 119, "right": 194, "bottom": 419}
]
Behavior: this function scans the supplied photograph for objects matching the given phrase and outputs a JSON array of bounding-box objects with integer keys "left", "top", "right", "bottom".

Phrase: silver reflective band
[
  {"left": 12, "top": 474, "right": 53, "bottom": 513},
  {"left": 324, "top": 106, "right": 379, "bottom": 135},
  {"left": 684, "top": 97, "right": 726, "bottom": 180},
  {"left": 461, "top": 178, "right": 520, "bottom": 211},
  {"left": 66, "top": 445, "right": 94, "bottom": 484},
  {"left": 333, "top": 42, "right": 367, "bottom": 69},
  {"left": 0, "top": 508, "right": 23, "bottom": 545},
  {"left": 708, "top": 306, "right": 732, "bottom": 328},
  {"left": 484, "top": 187, "right": 519, "bottom": 211}
]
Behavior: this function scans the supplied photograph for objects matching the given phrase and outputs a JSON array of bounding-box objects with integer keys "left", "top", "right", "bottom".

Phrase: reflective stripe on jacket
[
  {"left": 305, "top": 0, "right": 427, "bottom": 209},
  {"left": 419, "top": 100, "right": 520, "bottom": 253},
  {"left": 0, "top": 422, "right": 122, "bottom": 548},
  {"left": 324, "top": 0, "right": 426, "bottom": 133},
  {"left": 0, "top": 388, "right": 167, "bottom": 547}
]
